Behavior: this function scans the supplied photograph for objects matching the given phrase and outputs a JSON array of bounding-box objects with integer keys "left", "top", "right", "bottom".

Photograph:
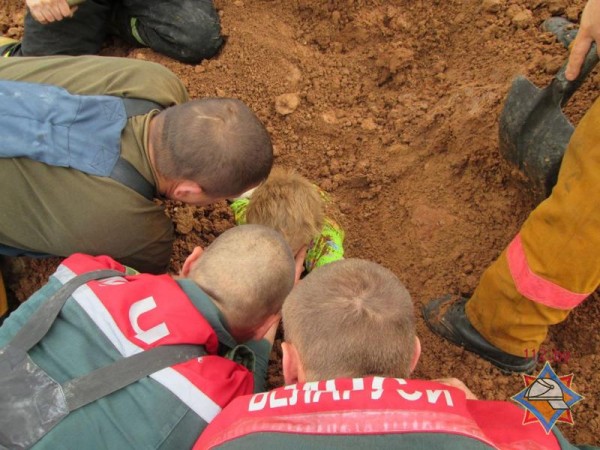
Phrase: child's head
[
  {"left": 181, "top": 225, "right": 295, "bottom": 342},
  {"left": 154, "top": 98, "right": 273, "bottom": 200},
  {"left": 281, "top": 259, "right": 420, "bottom": 384},
  {"left": 246, "top": 168, "right": 324, "bottom": 255}
]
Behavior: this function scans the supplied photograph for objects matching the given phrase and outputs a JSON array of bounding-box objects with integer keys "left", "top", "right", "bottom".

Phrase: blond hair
[
  {"left": 246, "top": 168, "right": 324, "bottom": 253},
  {"left": 190, "top": 225, "right": 295, "bottom": 333},
  {"left": 282, "top": 259, "right": 416, "bottom": 381}
]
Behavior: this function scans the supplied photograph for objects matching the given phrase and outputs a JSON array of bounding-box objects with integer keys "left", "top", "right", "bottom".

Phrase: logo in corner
[{"left": 511, "top": 361, "right": 584, "bottom": 433}]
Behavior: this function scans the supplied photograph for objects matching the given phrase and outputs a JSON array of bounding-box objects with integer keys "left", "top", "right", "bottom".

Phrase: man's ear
[
  {"left": 251, "top": 314, "right": 280, "bottom": 341},
  {"left": 180, "top": 246, "right": 204, "bottom": 277},
  {"left": 294, "top": 245, "right": 308, "bottom": 285},
  {"left": 410, "top": 336, "right": 421, "bottom": 373},
  {"left": 282, "top": 341, "right": 305, "bottom": 385},
  {"left": 173, "top": 180, "right": 203, "bottom": 201}
]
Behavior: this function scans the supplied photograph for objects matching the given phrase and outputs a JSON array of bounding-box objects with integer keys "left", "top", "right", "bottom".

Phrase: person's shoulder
[
  {"left": 53, "top": 55, "right": 179, "bottom": 81},
  {"left": 112, "top": 57, "right": 178, "bottom": 78},
  {"left": 118, "top": 59, "right": 184, "bottom": 86},
  {"left": 93, "top": 56, "right": 189, "bottom": 103}
]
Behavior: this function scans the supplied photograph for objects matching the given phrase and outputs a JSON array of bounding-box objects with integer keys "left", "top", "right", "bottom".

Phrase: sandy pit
[{"left": 1, "top": 0, "right": 599, "bottom": 444}]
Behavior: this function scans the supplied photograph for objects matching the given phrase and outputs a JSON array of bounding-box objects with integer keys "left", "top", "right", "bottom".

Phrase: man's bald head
[{"left": 189, "top": 225, "right": 295, "bottom": 334}]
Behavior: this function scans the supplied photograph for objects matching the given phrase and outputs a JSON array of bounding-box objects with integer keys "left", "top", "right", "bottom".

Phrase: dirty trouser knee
[
  {"left": 112, "top": 0, "right": 223, "bottom": 63},
  {"left": 19, "top": 0, "right": 112, "bottom": 56},
  {"left": 466, "top": 96, "right": 600, "bottom": 357}
]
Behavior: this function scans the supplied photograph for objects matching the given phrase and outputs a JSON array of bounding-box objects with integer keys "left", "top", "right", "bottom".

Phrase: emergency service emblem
[{"left": 511, "top": 361, "right": 584, "bottom": 433}]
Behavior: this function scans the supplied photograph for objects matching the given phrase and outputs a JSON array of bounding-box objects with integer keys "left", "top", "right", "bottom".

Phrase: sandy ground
[{"left": 1, "top": 0, "right": 599, "bottom": 445}]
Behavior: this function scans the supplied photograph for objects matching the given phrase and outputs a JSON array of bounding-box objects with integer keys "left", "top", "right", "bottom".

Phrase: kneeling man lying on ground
[{"left": 0, "top": 225, "right": 294, "bottom": 450}]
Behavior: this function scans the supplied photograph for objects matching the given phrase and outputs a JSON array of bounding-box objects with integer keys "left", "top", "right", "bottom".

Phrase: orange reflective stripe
[{"left": 507, "top": 234, "right": 590, "bottom": 310}]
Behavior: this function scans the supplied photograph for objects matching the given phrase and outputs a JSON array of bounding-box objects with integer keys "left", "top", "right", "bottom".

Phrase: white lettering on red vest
[
  {"left": 248, "top": 392, "right": 269, "bottom": 412},
  {"left": 398, "top": 389, "right": 422, "bottom": 401},
  {"left": 303, "top": 381, "right": 320, "bottom": 404},
  {"left": 371, "top": 376, "right": 385, "bottom": 400},
  {"left": 343, "top": 378, "right": 364, "bottom": 400},
  {"left": 371, "top": 377, "right": 408, "bottom": 400},
  {"left": 426, "top": 389, "right": 454, "bottom": 407},
  {"left": 129, "top": 296, "right": 170, "bottom": 345},
  {"left": 269, "top": 388, "right": 290, "bottom": 408},
  {"left": 284, "top": 384, "right": 299, "bottom": 406},
  {"left": 246, "top": 377, "right": 459, "bottom": 414}
]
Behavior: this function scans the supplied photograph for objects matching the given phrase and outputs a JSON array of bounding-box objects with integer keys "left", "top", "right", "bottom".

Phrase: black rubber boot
[{"left": 422, "top": 296, "right": 537, "bottom": 374}]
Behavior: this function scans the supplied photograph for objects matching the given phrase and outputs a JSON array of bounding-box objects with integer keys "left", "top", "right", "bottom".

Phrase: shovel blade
[{"left": 499, "top": 76, "right": 573, "bottom": 198}]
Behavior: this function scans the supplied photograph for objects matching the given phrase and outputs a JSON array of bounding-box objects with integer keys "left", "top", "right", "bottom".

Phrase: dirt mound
[{"left": 2, "top": 0, "right": 598, "bottom": 444}]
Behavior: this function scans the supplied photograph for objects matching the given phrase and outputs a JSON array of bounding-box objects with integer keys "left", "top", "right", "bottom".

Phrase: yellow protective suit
[{"left": 466, "top": 96, "right": 600, "bottom": 357}]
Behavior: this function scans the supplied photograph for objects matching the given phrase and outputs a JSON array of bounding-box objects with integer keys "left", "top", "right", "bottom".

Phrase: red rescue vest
[{"left": 196, "top": 377, "right": 563, "bottom": 449}]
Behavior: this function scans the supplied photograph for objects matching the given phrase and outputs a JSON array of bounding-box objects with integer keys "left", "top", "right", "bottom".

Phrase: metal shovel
[{"left": 498, "top": 37, "right": 598, "bottom": 199}]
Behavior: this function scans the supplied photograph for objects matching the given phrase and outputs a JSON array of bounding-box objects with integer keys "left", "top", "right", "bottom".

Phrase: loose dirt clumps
[{"left": 1, "top": 0, "right": 599, "bottom": 445}]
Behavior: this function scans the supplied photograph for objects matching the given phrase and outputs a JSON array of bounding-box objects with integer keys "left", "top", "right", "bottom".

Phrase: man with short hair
[
  {"left": 0, "top": 54, "right": 273, "bottom": 274},
  {"left": 281, "top": 258, "right": 417, "bottom": 381},
  {"left": 196, "top": 259, "right": 587, "bottom": 449},
  {"left": 0, "top": 225, "right": 295, "bottom": 449}
]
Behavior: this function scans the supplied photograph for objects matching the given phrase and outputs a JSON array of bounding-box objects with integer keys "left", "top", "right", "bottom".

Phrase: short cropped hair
[
  {"left": 190, "top": 225, "right": 295, "bottom": 332},
  {"left": 155, "top": 98, "right": 273, "bottom": 197},
  {"left": 283, "top": 259, "right": 416, "bottom": 381},
  {"left": 246, "top": 168, "right": 324, "bottom": 254}
]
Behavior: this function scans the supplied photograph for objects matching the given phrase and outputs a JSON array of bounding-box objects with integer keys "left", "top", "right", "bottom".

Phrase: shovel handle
[
  {"left": 67, "top": 0, "right": 85, "bottom": 6},
  {"left": 554, "top": 43, "right": 599, "bottom": 107}
]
